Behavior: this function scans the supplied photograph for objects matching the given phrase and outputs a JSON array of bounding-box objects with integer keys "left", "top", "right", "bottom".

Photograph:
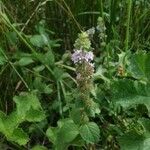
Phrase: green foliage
[
  {"left": 0, "top": 92, "right": 45, "bottom": 145},
  {"left": 128, "top": 52, "right": 150, "bottom": 81},
  {"left": 31, "top": 145, "right": 48, "bottom": 150},
  {"left": 118, "top": 131, "right": 150, "bottom": 150},
  {"left": 118, "top": 118, "right": 150, "bottom": 150},
  {"left": 112, "top": 79, "right": 150, "bottom": 115},
  {"left": 0, "top": 0, "right": 150, "bottom": 149},
  {"left": 46, "top": 119, "right": 79, "bottom": 150},
  {"left": 79, "top": 122, "right": 100, "bottom": 144}
]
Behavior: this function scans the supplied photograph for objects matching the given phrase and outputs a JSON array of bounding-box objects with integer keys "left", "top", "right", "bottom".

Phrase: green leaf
[
  {"left": 128, "top": 52, "right": 150, "bottom": 81},
  {"left": 13, "top": 92, "right": 42, "bottom": 119},
  {"left": 30, "top": 35, "right": 45, "bottom": 48},
  {"left": 46, "top": 127, "right": 58, "bottom": 144},
  {"left": 118, "top": 132, "right": 150, "bottom": 150},
  {"left": 25, "top": 109, "right": 45, "bottom": 122},
  {"left": 0, "top": 92, "right": 45, "bottom": 145},
  {"left": 43, "top": 50, "right": 55, "bottom": 66},
  {"left": 55, "top": 144, "right": 68, "bottom": 150},
  {"left": 33, "top": 65, "right": 45, "bottom": 72},
  {"left": 138, "top": 118, "right": 150, "bottom": 132},
  {"left": 0, "top": 111, "right": 29, "bottom": 145},
  {"left": 57, "top": 120, "right": 79, "bottom": 143},
  {"left": 33, "top": 77, "right": 53, "bottom": 94},
  {"left": 70, "top": 135, "right": 85, "bottom": 147},
  {"left": 112, "top": 79, "right": 150, "bottom": 116},
  {"left": 79, "top": 122, "right": 100, "bottom": 143},
  {"left": 4, "top": 111, "right": 21, "bottom": 134},
  {"left": 9, "top": 128, "right": 29, "bottom": 145},
  {"left": 17, "top": 57, "right": 34, "bottom": 66},
  {"left": 31, "top": 145, "right": 48, "bottom": 150},
  {"left": 6, "top": 31, "right": 18, "bottom": 45}
]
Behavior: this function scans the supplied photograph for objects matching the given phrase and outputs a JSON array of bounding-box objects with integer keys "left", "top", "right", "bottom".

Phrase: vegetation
[{"left": 0, "top": 0, "right": 150, "bottom": 149}]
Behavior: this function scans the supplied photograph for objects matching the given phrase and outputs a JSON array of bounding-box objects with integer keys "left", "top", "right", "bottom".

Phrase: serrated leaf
[
  {"left": 13, "top": 92, "right": 42, "bottom": 119},
  {"left": 70, "top": 135, "right": 85, "bottom": 147},
  {"left": 118, "top": 132, "right": 150, "bottom": 150},
  {"left": 79, "top": 122, "right": 100, "bottom": 143},
  {"left": 128, "top": 52, "right": 150, "bottom": 81},
  {"left": 4, "top": 111, "right": 21, "bottom": 134},
  {"left": 9, "top": 128, "right": 29, "bottom": 145},
  {"left": 57, "top": 120, "right": 79, "bottom": 143},
  {"left": 33, "top": 77, "right": 53, "bottom": 94},
  {"left": 112, "top": 79, "right": 150, "bottom": 116}
]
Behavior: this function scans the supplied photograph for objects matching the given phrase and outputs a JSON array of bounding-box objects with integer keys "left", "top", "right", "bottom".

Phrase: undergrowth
[{"left": 0, "top": 0, "right": 150, "bottom": 149}]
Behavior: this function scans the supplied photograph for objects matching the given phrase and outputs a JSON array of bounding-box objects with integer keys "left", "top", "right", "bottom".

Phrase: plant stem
[
  {"left": 99, "top": 0, "right": 103, "bottom": 18},
  {"left": 125, "top": 0, "right": 132, "bottom": 51},
  {"left": 0, "top": 48, "right": 30, "bottom": 91}
]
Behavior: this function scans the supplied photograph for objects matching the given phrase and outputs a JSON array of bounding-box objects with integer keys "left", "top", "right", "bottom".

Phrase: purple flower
[
  {"left": 85, "top": 51, "right": 94, "bottom": 62},
  {"left": 71, "top": 50, "right": 82, "bottom": 64},
  {"left": 71, "top": 49, "right": 94, "bottom": 64}
]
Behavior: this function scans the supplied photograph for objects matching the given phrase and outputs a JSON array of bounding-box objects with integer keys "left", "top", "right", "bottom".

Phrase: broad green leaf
[
  {"left": 128, "top": 52, "right": 150, "bottom": 81},
  {"left": 55, "top": 144, "right": 68, "bottom": 150},
  {"left": 33, "top": 65, "right": 45, "bottom": 72},
  {"left": 57, "top": 118, "right": 74, "bottom": 128},
  {"left": 112, "top": 79, "right": 150, "bottom": 116},
  {"left": 25, "top": 109, "right": 45, "bottom": 122},
  {"left": 79, "top": 122, "right": 100, "bottom": 143},
  {"left": 46, "top": 127, "right": 58, "bottom": 144},
  {"left": 4, "top": 111, "right": 22, "bottom": 134},
  {"left": 118, "top": 132, "right": 150, "bottom": 150},
  {"left": 13, "top": 92, "right": 42, "bottom": 119},
  {"left": 9, "top": 128, "right": 29, "bottom": 145},
  {"left": 57, "top": 120, "right": 79, "bottom": 143},
  {"left": 30, "top": 35, "right": 45, "bottom": 48},
  {"left": 17, "top": 57, "right": 34, "bottom": 66},
  {"left": 70, "top": 135, "right": 85, "bottom": 147},
  {"left": 138, "top": 118, "right": 150, "bottom": 132}
]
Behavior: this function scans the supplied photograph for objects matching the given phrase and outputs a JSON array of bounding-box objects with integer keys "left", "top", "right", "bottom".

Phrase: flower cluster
[
  {"left": 86, "top": 27, "right": 95, "bottom": 38},
  {"left": 71, "top": 29, "right": 100, "bottom": 118},
  {"left": 97, "top": 17, "right": 107, "bottom": 47},
  {"left": 74, "top": 32, "right": 91, "bottom": 50},
  {"left": 71, "top": 50, "right": 94, "bottom": 64}
]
